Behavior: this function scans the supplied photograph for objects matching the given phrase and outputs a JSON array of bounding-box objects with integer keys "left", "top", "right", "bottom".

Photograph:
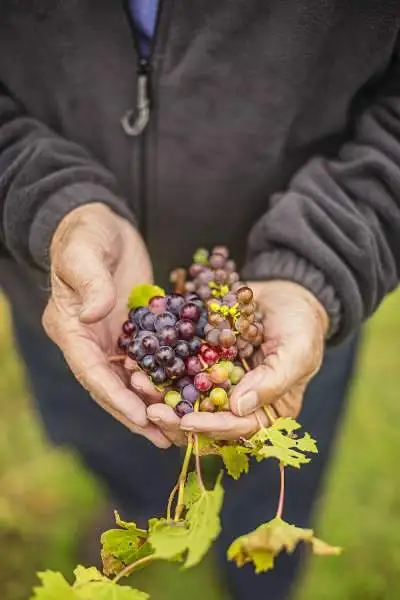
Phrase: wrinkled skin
[{"left": 42, "top": 203, "right": 170, "bottom": 448}]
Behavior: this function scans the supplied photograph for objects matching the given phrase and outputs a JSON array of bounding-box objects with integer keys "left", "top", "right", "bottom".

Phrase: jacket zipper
[{"left": 121, "top": 0, "right": 166, "bottom": 237}]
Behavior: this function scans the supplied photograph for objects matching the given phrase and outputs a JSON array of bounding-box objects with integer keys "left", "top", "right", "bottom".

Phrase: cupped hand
[
  {"left": 145, "top": 280, "right": 328, "bottom": 443},
  {"left": 42, "top": 202, "right": 170, "bottom": 448}
]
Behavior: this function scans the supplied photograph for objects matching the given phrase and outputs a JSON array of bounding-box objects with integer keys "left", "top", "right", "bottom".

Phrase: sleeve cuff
[
  {"left": 28, "top": 182, "right": 137, "bottom": 271},
  {"left": 242, "top": 249, "right": 342, "bottom": 341}
]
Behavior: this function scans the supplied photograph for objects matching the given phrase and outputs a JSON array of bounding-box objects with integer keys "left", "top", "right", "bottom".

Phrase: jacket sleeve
[
  {"left": 243, "top": 47, "right": 400, "bottom": 344},
  {"left": 0, "top": 85, "right": 135, "bottom": 270}
]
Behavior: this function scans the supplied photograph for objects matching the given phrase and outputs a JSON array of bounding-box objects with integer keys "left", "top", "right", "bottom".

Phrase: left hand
[{"left": 144, "top": 281, "right": 329, "bottom": 444}]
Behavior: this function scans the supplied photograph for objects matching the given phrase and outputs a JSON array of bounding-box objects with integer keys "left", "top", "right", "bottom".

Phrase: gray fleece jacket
[{"left": 0, "top": 0, "right": 399, "bottom": 342}]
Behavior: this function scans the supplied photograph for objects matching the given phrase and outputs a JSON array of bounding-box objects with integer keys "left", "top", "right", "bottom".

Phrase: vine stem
[
  {"left": 167, "top": 483, "right": 179, "bottom": 521},
  {"left": 174, "top": 434, "right": 194, "bottom": 521},
  {"left": 108, "top": 355, "right": 125, "bottom": 363},
  {"left": 276, "top": 462, "right": 285, "bottom": 520},
  {"left": 113, "top": 554, "right": 157, "bottom": 583},
  {"left": 193, "top": 399, "right": 206, "bottom": 492},
  {"left": 240, "top": 357, "right": 251, "bottom": 372}
]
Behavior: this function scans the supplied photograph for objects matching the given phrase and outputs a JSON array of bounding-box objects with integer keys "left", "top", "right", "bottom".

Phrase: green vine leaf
[
  {"left": 100, "top": 511, "right": 152, "bottom": 576},
  {"left": 247, "top": 417, "right": 318, "bottom": 468},
  {"left": 228, "top": 517, "right": 341, "bottom": 574},
  {"left": 194, "top": 435, "right": 249, "bottom": 480},
  {"left": 149, "top": 473, "right": 224, "bottom": 568},
  {"left": 31, "top": 566, "right": 149, "bottom": 600},
  {"left": 127, "top": 284, "right": 165, "bottom": 309}
]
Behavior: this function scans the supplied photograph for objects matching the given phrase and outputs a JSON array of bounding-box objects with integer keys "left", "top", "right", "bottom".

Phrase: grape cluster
[{"left": 117, "top": 246, "right": 265, "bottom": 417}]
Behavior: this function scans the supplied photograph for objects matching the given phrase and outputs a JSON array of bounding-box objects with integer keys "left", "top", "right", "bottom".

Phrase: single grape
[
  {"left": 164, "top": 390, "right": 182, "bottom": 409},
  {"left": 128, "top": 308, "right": 137, "bottom": 323},
  {"left": 136, "top": 329, "right": 153, "bottom": 339},
  {"left": 235, "top": 316, "right": 250, "bottom": 334},
  {"left": 155, "top": 311, "right": 177, "bottom": 331},
  {"left": 228, "top": 272, "right": 240, "bottom": 285},
  {"left": 122, "top": 320, "right": 136, "bottom": 335},
  {"left": 196, "top": 313, "right": 208, "bottom": 337},
  {"left": 175, "top": 340, "right": 190, "bottom": 359},
  {"left": 182, "top": 383, "right": 200, "bottom": 404},
  {"left": 240, "top": 302, "right": 256, "bottom": 317},
  {"left": 239, "top": 343, "right": 254, "bottom": 358},
  {"left": 149, "top": 295, "right": 167, "bottom": 314},
  {"left": 189, "top": 263, "right": 204, "bottom": 278},
  {"left": 176, "top": 376, "right": 192, "bottom": 390},
  {"left": 208, "top": 312, "right": 225, "bottom": 326},
  {"left": 209, "top": 253, "right": 226, "bottom": 269},
  {"left": 219, "top": 328, "right": 236, "bottom": 348},
  {"left": 231, "top": 280, "right": 245, "bottom": 292},
  {"left": 237, "top": 336, "right": 249, "bottom": 350},
  {"left": 156, "top": 346, "right": 176, "bottom": 366},
  {"left": 209, "top": 364, "right": 229, "bottom": 384},
  {"left": 158, "top": 326, "right": 178, "bottom": 346},
  {"left": 118, "top": 334, "right": 132, "bottom": 350},
  {"left": 188, "top": 336, "right": 201, "bottom": 355},
  {"left": 127, "top": 339, "right": 146, "bottom": 361},
  {"left": 197, "top": 268, "right": 214, "bottom": 284},
  {"left": 141, "top": 354, "right": 157, "bottom": 371},
  {"left": 210, "top": 387, "right": 228, "bottom": 408},
  {"left": 186, "top": 356, "right": 202, "bottom": 376},
  {"left": 206, "top": 328, "right": 220, "bottom": 346},
  {"left": 201, "top": 345, "right": 220, "bottom": 366},
  {"left": 212, "top": 245, "right": 229, "bottom": 258},
  {"left": 176, "top": 319, "right": 196, "bottom": 340},
  {"left": 193, "top": 248, "right": 209, "bottom": 264},
  {"left": 180, "top": 302, "right": 201, "bottom": 322},
  {"left": 220, "top": 345, "right": 238, "bottom": 360},
  {"left": 242, "top": 324, "right": 258, "bottom": 341},
  {"left": 165, "top": 357, "right": 186, "bottom": 379},
  {"left": 197, "top": 285, "right": 212, "bottom": 300},
  {"left": 185, "top": 292, "right": 201, "bottom": 302},
  {"left": 142, "top": 334, "right": 159, "bottom": 354},
  {"left": 200, "top": 397, "right": 217, "bottom": 412},
  {"left": 184, "top": 281, "right": 196, "bottom": 292},
  {"left": 222, "top": 293, "right": 237, "bottom": 307},
  {"left": 194, "top": 372, "right": 213, "bottom": 392},
  {"left": 214, "top": 268, "right": 228, "bottom": 284},
  {"left": 225, "top": 259, "right": 237, "bottom": 273},
  {"left": 175, "top": 400, "right": 194, "bottom": 416},
  {"left": 237, "top": 286, "right": 254, "bottom": 304},
  {"left": 132, "top": 306, "right": 149, "bottom": 326},
  {"left": 165, "top": 293, "right": 186, "bottom": 315},
  {"left": 218, "top": 360, "right": 234, "bottom": 375},
  {"left": 230, "top": 365, "right": 245, "bottom": 384},
  {"left": 151, "top": 366, "right": 167, "bottom": 385}
]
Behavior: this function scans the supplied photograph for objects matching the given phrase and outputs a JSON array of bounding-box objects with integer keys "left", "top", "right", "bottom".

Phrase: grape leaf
[
  {"left": 128, "top": 284, "right": 165, "bottom": 309},
  {"left": 100, "top": 512, "right": 151, "bottom": 576},
  {"left": 31, "top": 567, "right": 148, "bottom": 600},
  {"left": 228, "top": 517, "right": 341, "bottom": 573},
  {"left": 149, "top": 474, "right": 224, "bottom": 568},
  {"left": 248, "top": 417, "right": 318, "bottom": 468},
  {"left": 219, "top": 445, "right": 249, "bottom": 480}
]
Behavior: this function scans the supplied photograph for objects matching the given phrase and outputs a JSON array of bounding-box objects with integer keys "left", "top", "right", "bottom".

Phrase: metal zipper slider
[{"left": 121, "top": 60, "right": 150, "bottom": 136}]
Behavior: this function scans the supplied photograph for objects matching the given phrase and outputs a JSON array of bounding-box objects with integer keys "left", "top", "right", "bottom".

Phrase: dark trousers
[{"left": 10, "top": 306, "right": 359, "bottom": 600}]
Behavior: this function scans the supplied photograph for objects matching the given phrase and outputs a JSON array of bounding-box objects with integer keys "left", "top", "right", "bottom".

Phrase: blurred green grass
[{"left": 0, "top": 290, "right": 399, "bottom": 600}]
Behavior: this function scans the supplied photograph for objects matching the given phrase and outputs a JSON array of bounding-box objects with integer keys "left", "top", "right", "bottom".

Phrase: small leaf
[
  {"left": 128, "top": 284, "right": 165, "bottom": 309},
  {"left": 219, "top": 446, "right": 249, "bottom": 480},
  {"left": 31, "top": 571, "right": 75, "bottom": 600},
  {"left": 73, "top": 566, "right": 104, "bottom": 586},
  {"left": 100, "top": 512, "right": 151, "bottom": 576}
]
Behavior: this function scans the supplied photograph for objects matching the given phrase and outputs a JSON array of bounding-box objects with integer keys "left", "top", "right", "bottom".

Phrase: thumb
[
  {"left": 53, "top": 241, "right": 117, "bottom": 323},
  {"left": 230, "top": 351, "right": 296, "bottom": 417}
]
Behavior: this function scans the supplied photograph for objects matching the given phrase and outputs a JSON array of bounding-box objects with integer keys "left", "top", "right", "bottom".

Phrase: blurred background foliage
[{"left": 0, "top": 290, "right": 399, "bottom": 600}]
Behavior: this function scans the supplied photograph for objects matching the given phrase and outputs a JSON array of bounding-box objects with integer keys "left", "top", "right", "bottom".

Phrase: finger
[
  {"left": 131, "top": 371, "right": 163, "bottom": 405},
  {"left": 53, "top": 241, "right": 116, "bottom": 323},
  {"left": 147, "top": 403, "right": 187, "bottom": 445},
  {"left": 180, "top": 408, "right": 269, "bottom": 441}
]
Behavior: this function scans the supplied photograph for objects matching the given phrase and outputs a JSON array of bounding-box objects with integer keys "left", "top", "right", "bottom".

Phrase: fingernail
[
  {"left": 237, "top": 391, "right": 258, "bottom": 416},
  {"left": 180, "top": 424, "right": 195, "bottom": 431}
]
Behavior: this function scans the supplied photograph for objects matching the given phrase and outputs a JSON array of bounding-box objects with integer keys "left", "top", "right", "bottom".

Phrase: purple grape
[
  {"left": 122, "top": 320, "right": 136, "bottom": 335},
  {"left": 196, "top": 314, "right": 208, "bottom": 337},
  {"left": 185, "top": 292, "right": 201, "bottom": 303},
  {"left": 158, "top": 326, "right": 178, "bottom": 346},
  {"left": 175, "top": 340, "right": 190, "bottom": 359},
  {"left": 197, "top": 269, "right": 214, "bottom": 284},
  {"left": 140, "top": 311, "right": 156, "bottom": 331},
  {"left": 128, "top": 308, "right": 137, "bottom": 323},
  {"left": 175, "top": 400, "right": 194, "bottom": 417},
  {"left": 149, "top": 295, "right": 167, "bottom": 314},
  {"left": 180, "top": 302, "right": 201, "bottom": 322},
  {"left": 223, "top": 293, "right": 237, "bottom": 307},
  {"left": 188, "top": 336, "right": 201, "bottom": 355},
  {"left": 151, "top": 367, "right": 167, "bottom": 385},
  {"left": 209, "top": 253, "right": 226, "bottom": 269},
  {"left": 156, "top": 346, "right": 175, "bottom": 366},
  {"left": 197, "top": 285, "right": 212, "bottom": 300},
  {"left": 127, "top": 340, "right": 146, "bottom": 361},
  {"left": 165, "top": 357, "right": 186, "bottom": 379},
  {"left": 182, "top": 384, "right": 200, "bottom": 404},
  {"left": 165, "top": 294, "right": 185, "bottom": 316},
  {"left": 176, "top": 376, "right": 192, "bottom": 390},
  {"left": 155, "top": 312, "right": 177, "bottom": 332},
  {"left": 141, "top": 354, "right": 157, "bottom": 371},
  {"left": 186, "top": 356, "right": 202, "bottom": 376},
  {"left": 118, "top": 334, "right": 132, "bottom": 350},
  {"left": 176, "top": 319, "right": 196, "bottom": 340},
  {"left": 142, "top": 334, "right": 159, "bottom": 354},
  {"left": 133, "top": 307, "right": 149, "bottom": 327},
  {"left": 189, "top": 264, "right": 204, "bottom": 278}
]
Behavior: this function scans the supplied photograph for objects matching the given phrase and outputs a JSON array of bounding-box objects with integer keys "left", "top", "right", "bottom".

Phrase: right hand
[{"left": 42, "top": 202, "right": 170, "bottom": 449}]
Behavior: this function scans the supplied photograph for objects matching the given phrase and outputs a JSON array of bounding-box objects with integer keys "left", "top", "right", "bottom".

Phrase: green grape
[
  {"left": 209, "top": 364, "right": 230, "bottom": 384},
  {"left": 164, "top": 390, "right": 182, "bottom": 408},
  {"left": 210, "top": 387, "right": 229, "bottom": 408},
  {"left": 229, "top": 365, "right": 245, "bottom": 384},
  {"left": 193, "top": 248, "right": 209, "bottom": 264},
  {"left": 218, "top": 360, "right": 234, "bottom": 375}
]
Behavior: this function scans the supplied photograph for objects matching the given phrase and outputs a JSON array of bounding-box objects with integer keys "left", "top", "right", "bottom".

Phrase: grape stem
[
  {"left": 193, "top": 399, "right": 206, "bottom": 492},
  {"left": 276, "top": 462, "right": 285, "bottom": 520},
  {"left": 174, "top": 435, "right": 194, "bottom": 520},
  {"left": 112, "top": 554, "right": 156, "bottom": 583},
  {"left": 240, "top": 357, "right": 251, "bottom": 372},
  {"left": 167, "top": 483, "right": 179, "bottom": 521},
  {"left": 171, "top": 268, "right": 187, "bottom": 294},
  {"left": 108, "top": 355, "right": 125, "bottom": 363}
]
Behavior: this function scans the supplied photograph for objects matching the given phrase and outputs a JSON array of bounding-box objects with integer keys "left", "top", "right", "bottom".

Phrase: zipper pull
[{"left": 121, "top": 60, "right": 150, "bottom": 136}]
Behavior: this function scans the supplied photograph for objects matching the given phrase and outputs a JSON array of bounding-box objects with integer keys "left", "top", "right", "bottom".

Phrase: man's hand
[
  {"left": 42, "top": 203, "right": 170, "bottom": 448},
  {"left": 146, "top": 280, "right": 328, "bottom": 441}
]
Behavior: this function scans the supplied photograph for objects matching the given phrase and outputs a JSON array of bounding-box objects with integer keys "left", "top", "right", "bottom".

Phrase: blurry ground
[{"left": 0, "top": 290, "right": 399, "bottom": 600}]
